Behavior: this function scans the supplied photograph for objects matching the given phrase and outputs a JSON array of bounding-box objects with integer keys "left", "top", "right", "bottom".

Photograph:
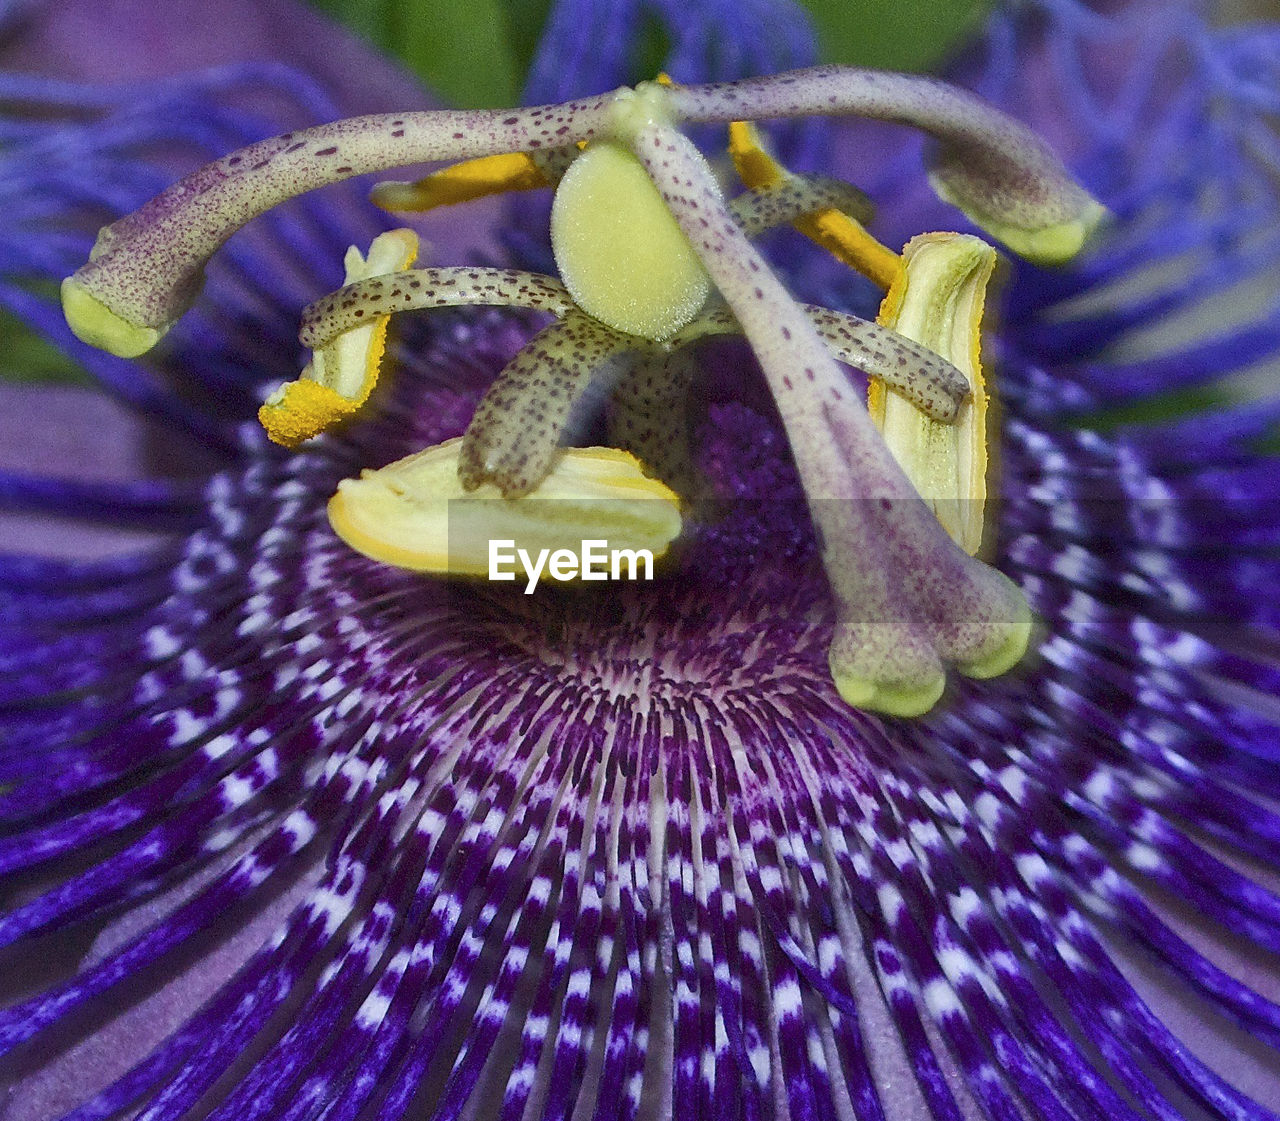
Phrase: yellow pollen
[
  {"left": 259, "top": 228, "right": 418, "bottom": 447},
  {"left": 728, "top": 120, "right": 902, "bottom": 291},
  {"left": 257, "top": 380, "right": 363, "bottom": 448}
]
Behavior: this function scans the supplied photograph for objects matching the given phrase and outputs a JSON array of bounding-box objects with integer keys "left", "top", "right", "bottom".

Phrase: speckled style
[
  {"left": 63, "top": 62, "right": 1098, "bottom": 353},
  {"left": 301, "top": 268, "right": 576, "bottom": 348},
  {"left": 667, "top": 65, "right": 1103, "bottom": 259},
  {"left": 632, "top": 122, "right": 1026, "bottom": 703},
  {"left": 74, "top": 98, "right": 615, "bottom": 334}
]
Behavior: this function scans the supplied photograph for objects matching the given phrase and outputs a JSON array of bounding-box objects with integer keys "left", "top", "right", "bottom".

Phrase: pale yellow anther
[
  {"left": 870, "top": 232, "right": 996, "bottom": 556},
  {"left": 259, "top": 228, "right": 419, "bottom": 447},
  {"left": 728, "top": 121, "right": 902, "bottom": 291},
  {"left": 370, "top": 152, "right": 551, "bottom": 213},
  {"left": 328, "top": 438, "right": 683, "bottom": 579}
]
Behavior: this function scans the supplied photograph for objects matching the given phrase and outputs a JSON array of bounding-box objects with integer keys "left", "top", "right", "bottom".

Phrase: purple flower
[
  {"left": 0, "top": 0, "right": 434, "bottom": 114},
  {"left": 3, "top": 2, "right": 1280, "bottom": 1120}
]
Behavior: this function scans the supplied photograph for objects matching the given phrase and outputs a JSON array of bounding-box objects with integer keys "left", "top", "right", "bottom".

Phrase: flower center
[{"left": 59, "top": 66, "right": 1105, "bottom": 716}]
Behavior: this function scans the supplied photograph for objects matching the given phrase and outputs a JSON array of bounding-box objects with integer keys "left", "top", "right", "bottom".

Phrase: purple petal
[
  {"left": 0, "top": 384, "right": 177, "bottom": 558},
  {"left": 2, "top": 0, "right": 426, "bottom": 116}
]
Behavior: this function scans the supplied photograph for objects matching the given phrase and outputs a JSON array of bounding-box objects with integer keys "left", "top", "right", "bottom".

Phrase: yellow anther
[
  {"left": 803, "top": 209, "right": 902, "bottom": 291},
  {"left": 257, "top": 380, "right": 361, "bottom": 447},
  {"left": 328, "top": 438, "right": 683, "bottom": 580},
  {"left": 728, "top": 120, "right": 902, "bottom": 291},
  {"left": 728, "top": 120, "right": 785, "bottom": 190},
  {"left": 370, "top": 152, "right": 551, "bottom": 213},
  {"left": 870, "top": 232, "right": 996, "bottom": 556},
  {"left": 259, "top": 228, "right": 418, "bottom": 447}
]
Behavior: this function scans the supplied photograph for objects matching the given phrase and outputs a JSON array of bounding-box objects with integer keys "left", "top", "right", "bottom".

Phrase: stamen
[
  {"left": 803, "top": 306, "right": 968, "bottom": 424},
  {"left": 369, "top": 151, "right": 551, "bottom": 212},
  {"left": 259, "top": 228, "right": 418, "bottom": 447},
  {"left": 458, "top": 311, "right": 636, "bottom": 497},
  {"left": 728, "top": 120, "right": 900, "bottom": 289},
  {"left": 328, "top": 438, "right": 682, "bottom": 578},
  {"left": 300, "top": 267, "right": 575, "bottom": 349},
  {"left": 676, "top": 69, "right": 1105, "bottom": 266},
  {"left": 729, "top": 174, "right": 874, "bottom": 237},
  {"left": 870, "top": 233, "right": 995, "bottom": 556},
  {"left": 255, "top": 380, "right": 365, "bottom": 450},
  {"left": 633, "top": 122, "right": 1030, "bottom": 716}
]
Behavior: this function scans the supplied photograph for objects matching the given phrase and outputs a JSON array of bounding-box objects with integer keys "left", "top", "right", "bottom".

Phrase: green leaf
[
  {"left": 796, "top": 0, "right": 994, "bottom": 71},
  {"left": 501, "top": 0, "right": 556, "bottom": 92},
  {"left": 389, "top": 0, "right": 523, "bottom": 108},
  {"left": 1066, "top": 385, "right": 1236, "bottom": 433},
  {"left": 0, "top": 310, "right": 90, "bottom": 385},
  {"left": 311, "top": 0, "right": 992, "bottom": 108},
  {"left": 308, "top": 0, "right": 529, "bottom": 107}
]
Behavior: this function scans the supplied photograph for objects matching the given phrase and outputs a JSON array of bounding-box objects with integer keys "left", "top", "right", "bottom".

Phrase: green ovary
[{"left": 550, "top": 142, "right": 711, "bottom": 342}]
